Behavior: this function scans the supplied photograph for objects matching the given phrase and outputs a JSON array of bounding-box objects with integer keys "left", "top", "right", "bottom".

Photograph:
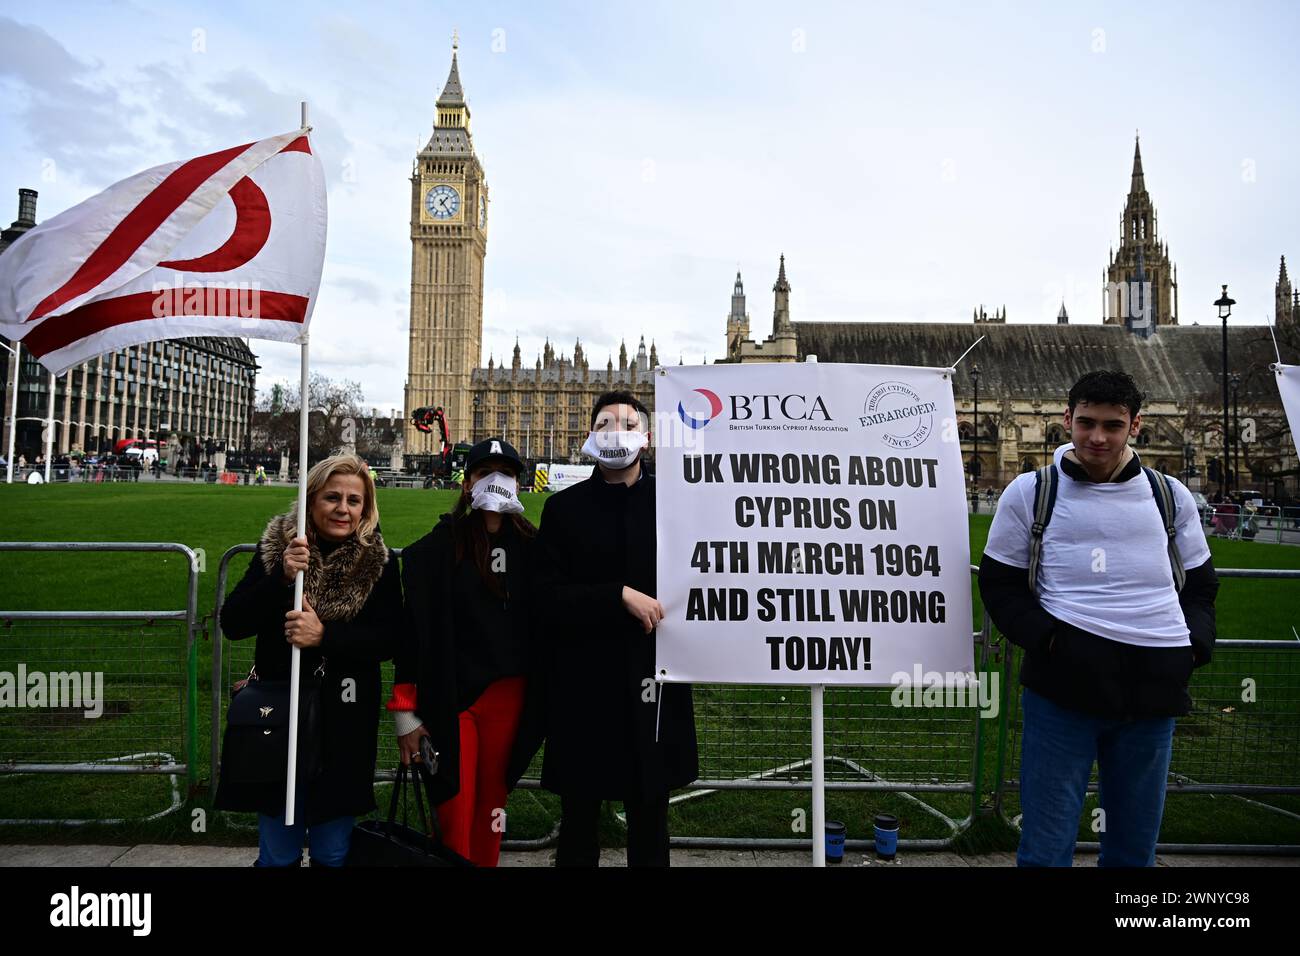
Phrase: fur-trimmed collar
[{"left": 257, "top": 512, "right": 388, "bottom": 622}]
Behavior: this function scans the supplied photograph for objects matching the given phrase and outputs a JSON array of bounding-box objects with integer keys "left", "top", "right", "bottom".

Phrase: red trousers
[{"left": 436, "top": 676, "right": 526, "bottom": 867}]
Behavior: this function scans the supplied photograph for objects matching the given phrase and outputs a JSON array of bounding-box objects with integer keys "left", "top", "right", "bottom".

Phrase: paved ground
[{"left": 0, "top": 844, "right": 1294, "bottom": 867}]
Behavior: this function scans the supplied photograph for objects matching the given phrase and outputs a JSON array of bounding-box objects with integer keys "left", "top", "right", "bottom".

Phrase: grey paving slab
[
  {"left": 0, "top": 844, "right": 130, "bottom": 867},
  {"left": 1156, "top": 854, "right": 1298, "bottom": 867},
  {"left": 111, "top": 845, "right": 258, "bottom": 867}
]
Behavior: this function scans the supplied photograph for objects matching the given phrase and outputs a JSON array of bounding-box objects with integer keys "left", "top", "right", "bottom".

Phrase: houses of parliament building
[{"left": 405, "top": 48, "right": 1298, "bottom": 494}]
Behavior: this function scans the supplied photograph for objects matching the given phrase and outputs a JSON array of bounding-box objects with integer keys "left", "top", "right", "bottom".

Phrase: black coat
[
  {"left": 979, "top": 553, "right": 1219, "bottom": 719},
  {"left": 216, "top": 513, "right": 402, "bottom": 824},
  {"left": 533, "top": 468, "right": 699, "bottom": 801},
  {"left": 394, "top": 513, "right": 544, "bottom": 805}
]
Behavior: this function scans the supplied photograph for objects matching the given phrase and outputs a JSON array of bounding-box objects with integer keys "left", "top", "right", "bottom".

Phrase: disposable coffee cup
[
  {"left": 825, "top": 820, "right": 846, "bottom": 864},
  {"left": 874, "top": 813, "right": 899, "bottom": 860}
]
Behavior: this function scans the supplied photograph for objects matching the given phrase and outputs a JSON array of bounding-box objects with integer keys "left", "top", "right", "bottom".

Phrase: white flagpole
[
  {"left": 5, "top": 341, "right": 16, "bottom": 483},
  {"left": 283, "top": 100, "right": 311, "bottom": 827},
  {"left": 44, "top": 370, "right": 54, "bottom": 483},
  {"left": 805, "top": 354, "right": 825, "bottom": 867}
]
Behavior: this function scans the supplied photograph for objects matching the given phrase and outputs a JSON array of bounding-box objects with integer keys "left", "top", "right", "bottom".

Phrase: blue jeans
[
  {"left": 256, "top": 810, "right": 355, "bottom": 867},
  {"left": 1017, "top": 686, "right": 1174, "bottom": 867}
]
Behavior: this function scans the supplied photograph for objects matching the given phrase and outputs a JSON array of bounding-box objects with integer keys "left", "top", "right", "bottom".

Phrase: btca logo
[{"left": 678, "top": 388, "right": 723, "bottom": 430}]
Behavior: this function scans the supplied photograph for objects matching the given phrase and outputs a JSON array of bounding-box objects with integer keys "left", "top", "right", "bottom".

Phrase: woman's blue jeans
[
  {"left": 256, "top": 810, "right": 354, "bottom": 867},
  {"left": 1017, "top": 686, "right": 1174, "bottom": 867}
]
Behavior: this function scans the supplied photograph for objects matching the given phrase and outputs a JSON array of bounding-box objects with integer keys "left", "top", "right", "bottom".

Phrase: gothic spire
[
  {"left": 773, "top": 254, "right": 790, "bottom": 293},
  {"left": 1123, "top": 134, "right": 1149, "bottom": 212},
  {"left": 437, "top": 41, "right": 465, "bottom": 108}
]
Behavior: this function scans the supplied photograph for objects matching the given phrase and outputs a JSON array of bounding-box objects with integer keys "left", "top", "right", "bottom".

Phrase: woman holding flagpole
[{"left": 216, "top": 453, "right": 401, "bottom": 866}]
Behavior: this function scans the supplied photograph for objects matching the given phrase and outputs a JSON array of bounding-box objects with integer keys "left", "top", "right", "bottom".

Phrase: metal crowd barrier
[
  {"left": 0, "top": 542, "right": 200, "bottom": 825},
  {"left": 213, "top": 550, "right": 992, "bottom": 851},
  {"left": 994, "top": 567, "right": 1300, "bottom": 855},
  {"left": 1204, "top": 502, "right": 1300, "bottom": 545}
]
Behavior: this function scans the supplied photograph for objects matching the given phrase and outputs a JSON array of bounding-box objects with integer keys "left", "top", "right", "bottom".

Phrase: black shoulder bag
[
  {"left": 347, "top": 764, "right": 473, "bottom": 867},
  {"left": 214, "top": 661, "right": 326, "bottom": 812}
]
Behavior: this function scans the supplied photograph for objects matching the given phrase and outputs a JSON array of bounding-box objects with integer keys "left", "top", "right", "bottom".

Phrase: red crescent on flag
[
  {"left": 23, "top": 134, "right": 311, "bottom": 323},
  {"left": 23, "top": 141, "right": 253, "bottom": 323},
  {"left": 158, "top": 176, "right": 271, "bottom": 273}
]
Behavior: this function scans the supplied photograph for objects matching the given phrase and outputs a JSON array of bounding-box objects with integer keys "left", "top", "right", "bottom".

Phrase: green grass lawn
[{"left": 1, "top": 482, "right": 1297, "bottom": 851}]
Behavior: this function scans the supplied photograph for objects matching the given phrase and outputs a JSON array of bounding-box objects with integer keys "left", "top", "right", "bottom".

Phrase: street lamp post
[
  {"left": 44, "top": 371, "right": 54, "bottom": 483},
  {"left": 1214, "top": 284, "right": 1235, "bottom": 498},
  {"left": 1, "top": 339, "right": 18, "bottom": 483},
  {"left": 1230, "top": 372, "right": 1240, "bottom": 496}
]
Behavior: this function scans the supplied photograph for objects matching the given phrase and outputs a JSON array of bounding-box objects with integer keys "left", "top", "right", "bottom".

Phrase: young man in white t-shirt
[{"left": 979, "top": 370, "right": 1219, "bottom": 867}]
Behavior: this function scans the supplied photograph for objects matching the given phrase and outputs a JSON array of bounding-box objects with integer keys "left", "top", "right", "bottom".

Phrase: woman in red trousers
[{"left": 389, "top": 437, "right": 543, "bottom": 866}]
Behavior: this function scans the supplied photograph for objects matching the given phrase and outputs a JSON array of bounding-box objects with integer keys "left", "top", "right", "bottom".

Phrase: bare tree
[{"left": 251, "top": 373, "right": 365, "bottom": 462}]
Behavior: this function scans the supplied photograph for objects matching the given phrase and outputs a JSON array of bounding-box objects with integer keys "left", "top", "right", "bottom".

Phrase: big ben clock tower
[{"left": 404, "top": 37, "right": 489, "bottom": 456}]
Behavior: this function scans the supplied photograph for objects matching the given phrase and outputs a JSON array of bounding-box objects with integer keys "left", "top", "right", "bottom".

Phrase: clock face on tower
[{"left": 425, "top": 184, "right": 461, "bottom": 220}]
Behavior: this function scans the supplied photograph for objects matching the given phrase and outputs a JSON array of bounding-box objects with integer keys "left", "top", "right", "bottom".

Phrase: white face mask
[
  {"left": 470, "top": 471, "right": 524, "bottom": 515},
  {"left": 582, "top": 429, "right": 647, "bottom": 469}
]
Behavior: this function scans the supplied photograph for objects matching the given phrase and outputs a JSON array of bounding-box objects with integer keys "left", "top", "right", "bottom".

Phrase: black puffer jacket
[{"left": 978, "top": 552, "right": 1219, "bottom": 719}]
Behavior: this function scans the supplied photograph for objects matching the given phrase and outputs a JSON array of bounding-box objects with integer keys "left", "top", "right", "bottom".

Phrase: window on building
[
  {"left": 568, "top": 414, "right": 578, "bottom": 430},
  {"left": 545, "top": 393, "right": 556, "bottom": 406},
  {"left": 544, "top": 412, "right": 555, "bottom": 429},
  {"left": 496, "top": 412, "right": 507, "bottom": 429}
]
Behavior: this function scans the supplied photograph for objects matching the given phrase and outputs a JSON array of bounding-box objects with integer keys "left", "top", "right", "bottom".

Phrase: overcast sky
[{"left": 1, "top": 1, "right": 1296, "bottom": 415}]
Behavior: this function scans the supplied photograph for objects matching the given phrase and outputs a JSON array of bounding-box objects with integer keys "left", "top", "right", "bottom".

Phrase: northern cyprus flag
[{"left": 0, "top": 129, "right": 326, "bottom": 375}]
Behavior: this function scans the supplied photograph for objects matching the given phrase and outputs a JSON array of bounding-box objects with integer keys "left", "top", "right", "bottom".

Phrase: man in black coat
[{"left": 534, "top": 390, "right": 698, "bottom": 866}]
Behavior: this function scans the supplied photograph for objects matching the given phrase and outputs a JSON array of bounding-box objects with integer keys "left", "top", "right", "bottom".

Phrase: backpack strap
[
  {"left": 1027, "top": 464, "right": 1058, "bottom": 594},
  {"left": 1144, "top": 466, "right": 1186, "bottom": 593}
]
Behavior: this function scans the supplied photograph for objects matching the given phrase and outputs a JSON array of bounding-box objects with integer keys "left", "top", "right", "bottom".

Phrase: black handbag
[
  {"left": 214, "top": 663, "right": 325, "bottom": 812},
  {"left": 347, "top": 764, "right": 473, "bottom": 867}
]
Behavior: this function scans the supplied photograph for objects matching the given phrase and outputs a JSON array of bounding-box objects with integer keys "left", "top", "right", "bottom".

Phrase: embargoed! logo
[
  {"left": 677, "top": 387, "right": 723, "bottom": 430},
  {"left": 859, "top": 381, "right": 936, "bottom": 449}
]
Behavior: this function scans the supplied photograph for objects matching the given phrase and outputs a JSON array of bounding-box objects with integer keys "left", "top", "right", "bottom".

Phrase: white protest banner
[
  {"left": 654, "top": 362, "right": 974, "bottom": 685},
  {"left": 1276, "top": 364, "right": 1300, "bottom": 455}
]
